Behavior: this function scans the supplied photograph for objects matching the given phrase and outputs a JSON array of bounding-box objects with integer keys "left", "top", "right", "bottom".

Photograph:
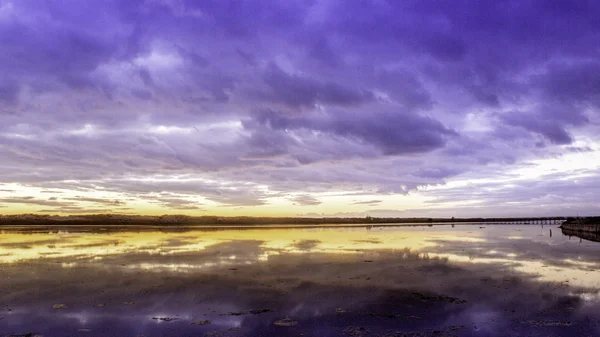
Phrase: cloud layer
[{"left": 1, "top": 0, "right": 599, "bottom": 215}]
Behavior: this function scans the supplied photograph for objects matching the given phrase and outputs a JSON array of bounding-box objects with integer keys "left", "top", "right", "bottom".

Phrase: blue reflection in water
[{"left": 1, "top": 224, "right": 599, "bottom": 336}]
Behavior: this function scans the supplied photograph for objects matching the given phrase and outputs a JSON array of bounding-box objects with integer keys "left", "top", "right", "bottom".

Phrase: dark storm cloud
[
  {"left": 0, "top": 0, "right": 133, "bottom": 95},
  {"left": 260, "top": 63, "right": 375, "bottom": 109},
  {"left": 501, "top": 111, "right": 575, "bottom": 145},
  {"left": 372, "top": 69, "right": 434, "bottom": 110},
  {"left": 414, "top": 168, "right": 462, "bottom": 180},
  {"left": 1, "top": 0, "right": 600, "bottom": 213},
  {"left": 249, "top": 109, "right": 457, "bottom": 156},
  {"left": 540, "top": 61, "right": 600, "bottom": 106}
]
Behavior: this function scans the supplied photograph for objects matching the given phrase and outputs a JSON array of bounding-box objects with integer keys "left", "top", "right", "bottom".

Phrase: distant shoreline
[
  {"left": 0, "top": 214, "right": 569, "bottom": 228},
  {"left": 0, "top": 221, "right": 567, "bottom": 234}
]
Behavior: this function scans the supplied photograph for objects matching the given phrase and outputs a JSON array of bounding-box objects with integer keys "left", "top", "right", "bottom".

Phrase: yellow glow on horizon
[
  {"left": 1, "top": 144, "right": 597, "bottom": 217},
  {"left": 0, "top": 182, "right": 429, "bottom": 217}
]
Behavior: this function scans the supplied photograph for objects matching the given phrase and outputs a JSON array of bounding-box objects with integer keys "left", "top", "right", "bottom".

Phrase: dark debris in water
[
  {"left": 221, "top": 308, "right": 273, "bottom": 316},
  {"left": 343, "top": 326, "right": 370, "bottom": 336},
  {"left": 190, "top": 319, "right": 211, "bottom": 325},
  {"left": 412, "top": 292, "right": 467, "bottom": 304},
  {"left": 203, "top": 329, "right": 244, "bottom": 337},
  {"left": 366, "top": 312, "right": 421, "bottom": 320},
  {"left": 518, "top": 320, "right": 573, "bottom": 327},
  {"left": 203, "top": 331, "right": 229, "bottom": 337},
  {"left": 152, "top": 316, "right": 179, "bottom": 322},
  {"left": 376, "top": 324, "right": 467, "bottom": 337},
  {"left": 249, "top": 308, "right": 273, "bottom": 314},
  {"left": 273, "top": 317, "right": 298, "bottom": 327}
]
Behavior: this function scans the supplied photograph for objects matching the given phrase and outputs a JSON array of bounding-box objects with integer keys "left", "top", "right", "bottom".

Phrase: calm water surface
[{"left": 1, "top": 224, "right": 599, "bottom": 336}]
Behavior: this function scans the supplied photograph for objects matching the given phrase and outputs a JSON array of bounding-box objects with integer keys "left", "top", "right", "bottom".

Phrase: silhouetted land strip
[
  {"left": 0, "top": 214, "right": 568, "bottom": 228},
  {"left": 560, "top": 217, "right": 600, "bottom": 233},
  {"left": 560, "top": 227, "right": 600, "bottom": 243}
]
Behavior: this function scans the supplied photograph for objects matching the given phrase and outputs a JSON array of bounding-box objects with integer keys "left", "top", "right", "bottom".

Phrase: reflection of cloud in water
[
  {"left": 1, "top": 226, "right": 600, "bottom": 336},
  {"left": 423, "top": 226, "right": 600, "bottom": 288},
  {"left": 291, "top": 239, "right": 321, "bottom": 251},
  {"left": 0, "top": 227, "right": 435, "bottom": 264},
  {"left": 1, "top": 225, "right": 600, "bottom": 289}
]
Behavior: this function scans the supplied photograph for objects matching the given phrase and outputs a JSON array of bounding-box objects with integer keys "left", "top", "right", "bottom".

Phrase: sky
[{"left": 0, "top": 0, "right": 599, "bottom": 217}]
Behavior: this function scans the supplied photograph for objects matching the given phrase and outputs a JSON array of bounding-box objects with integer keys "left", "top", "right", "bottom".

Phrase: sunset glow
[{"left": 1, "top": 0, "right": 599, "bottom": 217}]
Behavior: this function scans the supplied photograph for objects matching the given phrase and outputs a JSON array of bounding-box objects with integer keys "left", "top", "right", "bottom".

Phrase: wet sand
[{"left": 1, "top": 225, "right": 599, "bottom": 336}]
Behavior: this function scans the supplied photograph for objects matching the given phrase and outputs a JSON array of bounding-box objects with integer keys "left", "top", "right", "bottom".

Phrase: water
[{"left": 1, "top": 224, "right": 599, "bottom": 336}]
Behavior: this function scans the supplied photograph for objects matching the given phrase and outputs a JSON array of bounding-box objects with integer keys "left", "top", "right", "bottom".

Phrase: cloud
[
  {"left": 289, "top": 194, "right": 321, "bottom": 206},
  {"left": 37, "top": 207, "right": 117, "bottom": 214},
  {"left": 259, "top": 63, "right": 375, "bottom": 109},
  {"left": 64, "top": 197, "right": 125, "bottom": 206},
  {"left": 352, "top": 200, "right": 382, "bottom": 206},
  {"left": 249, "top": 108, "right": 457, "bottom": 156},
  {"left": 0, "top": 196, "right": 74, "bottom": 207},
  {"left": 539, "top": 61, "right": 600, "bottom": 107},
  {"left": 420, "top": 173, "right": 600, "bottom": 217},
  {"left": 501, "top": 111, "right": 575, "bottom": 145},
  {"left": 1, "top": 0, "right": 600, "bottom": 215},
  {"left": 95, "top": 179, "right": 271, "bottom": 207},
  {"left": 151, "top": 197, "right": 204, "bottom": 210}
]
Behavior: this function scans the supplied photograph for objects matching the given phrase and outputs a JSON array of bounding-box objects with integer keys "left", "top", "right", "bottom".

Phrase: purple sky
[{"left": 1, "top": 0, "right": 599, "bottom": 217}]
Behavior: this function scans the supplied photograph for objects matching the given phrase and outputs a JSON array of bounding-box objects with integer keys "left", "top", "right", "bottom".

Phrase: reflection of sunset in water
[
  {"left": 0, "top": 227, "right": 437, "bottom": 264},
  {"left": 2, "top": 225, "right": 600, "bottom": 337},
  {"left": 2, "top": 225, "right": 600, "bottom": 288}
]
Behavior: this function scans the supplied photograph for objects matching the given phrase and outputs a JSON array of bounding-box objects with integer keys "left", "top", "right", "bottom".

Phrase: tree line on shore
[{"left": 0, "top": 214, "right": 569, "bottom": 226}]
